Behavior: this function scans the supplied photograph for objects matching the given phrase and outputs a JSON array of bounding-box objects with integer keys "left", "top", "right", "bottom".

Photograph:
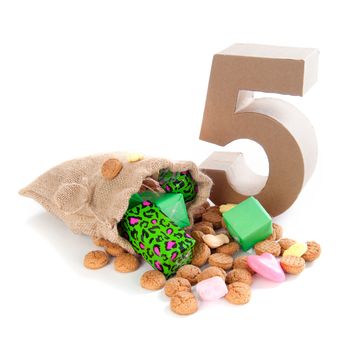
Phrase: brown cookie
[
  {"left": 176, "top": 264, "right": 201, "bottom": 285},
  {"left": 170, "top": 291, "right": 198, "bottom": 315},
  {"left": 254, "top": 240, "right": 281, "bottom": 257},
  {"left": 208, "top": 253, "right": 233, "bottom": 270},
  {"left": 302, "top": 241, "right": 321, "bottom": 262},
  {"left": 226, "top": 268, "right": 253, "bottom": 285},
  {"left": 192, "top": 206, "right": 206, "bottom": 222},
  {"left": 164, "top": 277, "right": 192, "bottom": 297},
  {"left": 280, "top": 255, "right": 305, "bottom": 274},
  {"left": 140, "top": 270, "right": 166, "bottom": 290},
  {"left": 233, "top": 256, "right": 255, "bottom": 274},
  {"left": 104, "top": 241, "right": 126, "bottom": 257},
  {"left": 92, "top": 236, "right": 109, "bottom": 247},
  {"left": 198, "top": 225, "right": 216, "bottom": 235},
  {"left": 83, "top": 250, "right": 109, "bottom": 269},
  {"left": 101, "top": 158, "right": 123, "bottom": 180},
  {"left": 202, "top": 210, "right": 222, "bottom": 229},
  {"left": 278, "top": 238, "right": 296, "bottom": 255},
  {"left": 225, "top": 282, "right": 251, "bottom": 305},
  {"left": 196, "top": 266, "right": 227, "bottom": 283},
  {"left": 216, "top": 241, "right": 240, "bottom": 255},
  {"left": 114, "top": 253, "right": 140, "bottom": 272},
  {"left": 189, "top": 230, "right": 205, "bottom": 242},
  {"left": 193, "top": 221, "right": 214, "bottom": 232},
  {"left": 272, "top": 223, "right": 283, "bottom": 240},
  {"left": 191, "top": 242, "right": 211, "bottom": 267}
]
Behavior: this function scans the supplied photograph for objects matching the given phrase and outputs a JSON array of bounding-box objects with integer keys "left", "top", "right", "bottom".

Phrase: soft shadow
[{"left": 26, "top": 212, "right": 146, "bottom": 295}]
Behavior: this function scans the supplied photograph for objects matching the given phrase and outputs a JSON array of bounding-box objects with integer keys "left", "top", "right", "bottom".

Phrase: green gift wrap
[
  {"left": 158, "top": 169, "right": 197, "bottom": 202},
  {"left": 121, "top": 200, "right": 195, "bottom": 277},
  {"left": 128, "top": 192, "right": 190, "bottom": 228}
]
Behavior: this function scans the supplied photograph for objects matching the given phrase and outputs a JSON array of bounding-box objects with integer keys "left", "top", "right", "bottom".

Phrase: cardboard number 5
[{"left": 199, "top": 44, "right": 319, "bottom": 216}]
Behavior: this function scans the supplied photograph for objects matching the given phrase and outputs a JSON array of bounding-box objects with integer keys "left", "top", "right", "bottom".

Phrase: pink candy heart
[{"left": 247, "top": 253, "right": 285, "bottom": 282}]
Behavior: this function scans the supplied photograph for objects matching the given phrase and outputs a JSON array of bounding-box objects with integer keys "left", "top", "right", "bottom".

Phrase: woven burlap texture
[{"left": 20, "top": 153, "right": 213, "bottom": 254}]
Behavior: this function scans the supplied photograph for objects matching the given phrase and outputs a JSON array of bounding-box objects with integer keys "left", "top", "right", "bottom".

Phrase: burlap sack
[{"left": 20, "top": 152, "right": 213, "bottom": 254}]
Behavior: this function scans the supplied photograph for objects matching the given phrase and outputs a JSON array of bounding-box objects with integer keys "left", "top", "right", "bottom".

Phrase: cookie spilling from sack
[{"left": 85, "top": 194, "right": 321, "bottom": 316}]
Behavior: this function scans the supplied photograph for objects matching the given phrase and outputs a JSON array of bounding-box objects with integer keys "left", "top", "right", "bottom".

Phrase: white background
[{"left": 1, "top": 1, "right": 349, "bottom": 349}]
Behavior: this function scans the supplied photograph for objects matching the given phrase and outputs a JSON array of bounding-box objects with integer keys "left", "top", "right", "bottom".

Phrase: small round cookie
[
  {"left": 84, "top": 250, "right": 109, "bottom": 269},
  {"left": 198, "top": 225, "right": 216, "bottom": 235},
  {"left": 216, "top": 241, "right": 240, "bottom": 255},
  {"left": 104, "top": 241, "right": 126, "bottom": 257},
  {"left": 140, "top": 270, "right": 166, "bottom": 290},
  {"left": 192, "top": 206, "right": 206, "bottom": 222},
  {"left": 189, "top": 230, "right": 205, "bottom": 242},
  {"left": 272, "top": 223, "right": 283, "bottom": 240},
  {"left": 164, "top": 277, "right": 192, "bottom": 297},
  {"left": 193, "top": 221, "right": 214, "bottom": 232},
  {"left": 254, "top": 240, "right": 281, "bottom": 257},
  {"left": 208, "top": 253, "right": 233, "bottom": 270},
  {"left": 280, "top": 255, "right": 305, "bottom": 274},
  {"left": 225, "top": 282, "right": 251, "bottom": 305},
  {"left": 202, "top": 210, "right": 222, "bottom": 229},
  {"left": 170, "top": 291, "right": 198, "bottom": 316},
  {"left": 226, "top": 268, "right": 253, "bottom": 285},
  {"left": 191, "top": 242, "right": 211, "bottom": 267},
  {"left": 197, "top": 266, "right": 227, "bottom": 283},
  {"left": 302, "top": 241, "right": 321, "bottom": 262},
  {"left": 176, "top": 264, "right": 201, "bottom": 285},
  {"left": 101, "top": 158, "right": 123, "bottom": 180},
  {"left": 114, "top": 253, "right": 140, "bottom": 272},
  {"left": 92, "top": 236, "right": 109, "bottom": 247},
  {"left": 278, "top": 238, "right": 296, "bottom": 255},
  {"left": 233, "top": 256, "right": 255, "bottom": 274}
]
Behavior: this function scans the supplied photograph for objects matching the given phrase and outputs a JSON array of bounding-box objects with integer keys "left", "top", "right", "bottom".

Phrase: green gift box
[
  {"left": 223, "top": 196, "right": 272, "bottom": 251},
  {"left": 128, "top": 191, "right": 190, "bottom": 228}
]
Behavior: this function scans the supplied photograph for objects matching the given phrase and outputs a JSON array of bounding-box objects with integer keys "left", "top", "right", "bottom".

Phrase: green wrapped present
[
  {"left": 121, "top": 201, "right": 195, "bottom": 277},
  {"left": 223, "top": 196, "right": 272, "bottom": 251},
  {"left": 128, "top": 191, "right": 190, "bottom": 228},
  {"left": 158, "top": 169, "right": 197, "bottom": 202}
]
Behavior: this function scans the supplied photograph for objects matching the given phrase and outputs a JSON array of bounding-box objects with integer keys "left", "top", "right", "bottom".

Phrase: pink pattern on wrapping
[
  {"left": 155, "top": 261, "right": 163, "bottom": 271},
  {"left": 166, "top": 241, "right": 176, "bottom": 250},
  {"left": 171, "top": 252, "right": 177, "bottom": 261},
  {"left": 154, "top": 246, "right": 160, "bottom": 256},
  {"left": 129, "top": 217, "right": 139, "bottom": 225},
  {"left": 142, "top": 201, "right": 151, "bottom": 206}
]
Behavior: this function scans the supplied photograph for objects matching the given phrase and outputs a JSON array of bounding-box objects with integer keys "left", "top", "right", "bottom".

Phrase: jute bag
[{"left": 20, "top": 152, "right": 213, "bottom": 254}]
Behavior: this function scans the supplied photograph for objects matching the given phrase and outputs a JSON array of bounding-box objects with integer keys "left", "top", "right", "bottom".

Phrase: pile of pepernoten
[{"left": 84, "top": 169, "right": 321, "bottom": 316}]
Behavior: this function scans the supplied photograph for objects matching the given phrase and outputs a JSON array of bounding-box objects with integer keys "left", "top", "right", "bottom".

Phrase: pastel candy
[
  {"left": 283, "top": 242, "right": 308, "bottom": 257},
  {"left": 247, "top": 253, "right": 285, "bottom": 282},
  {"left": 196, "top": 276, "right": 228, "bottom": 301}
]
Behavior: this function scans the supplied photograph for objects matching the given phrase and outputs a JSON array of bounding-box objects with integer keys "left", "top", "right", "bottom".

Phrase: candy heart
[
  {"left": 247, "top": 253, "right": 285, "bottom": 282},
  {"left": 283, "top": 242, "right": 308, "bottom": 257}
]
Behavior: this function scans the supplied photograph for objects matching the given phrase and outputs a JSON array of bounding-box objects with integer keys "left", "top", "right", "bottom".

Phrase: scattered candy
[
  {"left": 202, "top": 233, "right": 229, "bottom": 249},
  {"left": 216, "top": 241, "right": 240, "bottom": 255},
  {"left": 196, "top": 276, "right": 228, "bottom": 301},
  {"left": 247, "top": 253, "right": 286, "bottom": 282},
  {"left": 283, "top": 242, "right": 308, "bottom": 257},
  {"left": 219, "top": 203, "right": 236, "bottom": 213},
  {"left": 278, "top": 238, "right": 296, "bottom": 255},
  {"left": 223, "top": 197, "right": 272, "bottom": 251},
  {"left": 127, "top": 153, "right": 144, "bottom": 162},
  {"left": 196, "top": 266, "right": 227, "bottom": 283},
  {"left": 101, "top": 158, "right": 123, "bottom": 180},
  {"left": 191, "top": 242, "right": 211, "bottom": 267}
]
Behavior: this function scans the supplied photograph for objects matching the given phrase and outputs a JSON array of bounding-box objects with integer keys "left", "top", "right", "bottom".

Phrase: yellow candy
[
  {"left": 283, "top": 242, "right": 308, "bottom": 257},
  {"left": 127, "top": 153, "right": 144, "bottom": 163},
  {"left": 219, "top": 203, "right": 237, "bottom": 213}
]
